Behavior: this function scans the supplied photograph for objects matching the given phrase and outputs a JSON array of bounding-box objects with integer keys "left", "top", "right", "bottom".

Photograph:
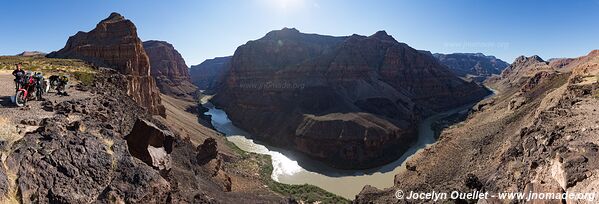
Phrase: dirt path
[{"left": 0, "top": 73, "right": 91, "bottom": 124}]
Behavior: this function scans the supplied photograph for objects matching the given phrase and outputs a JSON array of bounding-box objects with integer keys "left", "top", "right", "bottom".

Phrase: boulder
[
  {"left": 125, "top": 118, "right": 174, "bottom": 170},
  {"left": 196, "top": 137, "right": 218, "bottom": 164}
]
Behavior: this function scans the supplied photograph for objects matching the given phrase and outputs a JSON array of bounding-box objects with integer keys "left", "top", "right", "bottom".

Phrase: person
[{"left": 12, "top": 63, "right": 25, "bottom": 92}]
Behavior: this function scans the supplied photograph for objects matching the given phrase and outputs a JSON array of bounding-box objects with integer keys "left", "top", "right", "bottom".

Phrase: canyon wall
[
  {"left": 143, "top": 40, "right": 197, "bottom": 98},
  {"left": 189, "top": 56, "right": 231, "bottom": 92}
]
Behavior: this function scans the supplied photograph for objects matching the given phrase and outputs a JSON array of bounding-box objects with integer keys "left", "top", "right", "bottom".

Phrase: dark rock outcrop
[
  {"left": 9, "top": 116, "right": 171, "bottom": 203},
  {"left": 7, "top": 70, "right": 171, "bottom": 203},
  {"left": 189, "top": 56, "right": 232, "bottom": 92},
  {"left": 47, "top": 12, "right": 165, "bottom": 116},
  {"left": 212, "top": 28, "right": 490, "bottom": 169},
  {"left": 143, "top": 40, "right": 198, "bottom": 98},
  {"left": 433, "top": 53, "right": 509, "bottom": 82}
]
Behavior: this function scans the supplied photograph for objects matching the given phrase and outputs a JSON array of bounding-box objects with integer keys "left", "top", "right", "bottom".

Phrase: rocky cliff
[
  {"left": 356, "top": 50, "right": 599, "bottom": 203},
  {"left": 47, "top": 12, "right": 165, "bottom": 116},
  {"left": 189, "top": 56, "right": 231, "bottom": 92},
  {"left": 212, "top": 28, "right": 490, "bottom": 169},
  {"left": 433, "top": 52, "right": 509, "bottom": 82},
  {"left": 143, "top": 40, "right": 198, "bottom": 98}
]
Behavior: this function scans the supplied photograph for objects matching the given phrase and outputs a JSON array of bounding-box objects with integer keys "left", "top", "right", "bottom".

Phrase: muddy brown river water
[{"left": 203, "top": 92, "right": 492, "bottom": 199}]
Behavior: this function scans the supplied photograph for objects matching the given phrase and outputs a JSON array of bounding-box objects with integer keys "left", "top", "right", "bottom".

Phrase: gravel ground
[{"left": 0, "top": 72, "right": 92, "bottom": 124}]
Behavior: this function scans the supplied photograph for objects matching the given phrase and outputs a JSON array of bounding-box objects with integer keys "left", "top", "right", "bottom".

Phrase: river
[{"left": 202, "top": 94, "right": 491, "bottom": 199}]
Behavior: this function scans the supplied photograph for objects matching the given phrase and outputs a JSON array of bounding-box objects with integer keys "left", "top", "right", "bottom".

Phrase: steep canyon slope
[{"left": 355, "top": 50, "right": 599, "bottom": 203}]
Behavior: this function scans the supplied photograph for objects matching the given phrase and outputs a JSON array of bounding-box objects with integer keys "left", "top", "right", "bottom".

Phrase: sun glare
[{"left": 271, "top": 0, "right": 303, "bottom": 9}]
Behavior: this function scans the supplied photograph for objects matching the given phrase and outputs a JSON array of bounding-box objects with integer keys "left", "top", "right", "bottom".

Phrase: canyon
[
  {"left": 211, "top": 28, "right": 491, "bottom": 169},
  {"left": 1, "top": 9, "right": 597, "bottom": 204}
]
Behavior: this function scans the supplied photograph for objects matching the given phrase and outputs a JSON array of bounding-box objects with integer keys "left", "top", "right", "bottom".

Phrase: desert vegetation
[{"left": 0, "top": 56, "right": 96, "bottom": 85}]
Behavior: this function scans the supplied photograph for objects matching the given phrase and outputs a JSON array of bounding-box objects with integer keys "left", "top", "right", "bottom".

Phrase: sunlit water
[{"left": 203, "top": 94, "right": 491, "bottom": 199}]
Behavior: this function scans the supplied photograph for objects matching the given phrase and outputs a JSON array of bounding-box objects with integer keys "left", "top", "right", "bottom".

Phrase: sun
[{"left": 272, "top": 0, "right": 303, "bottom": 9}]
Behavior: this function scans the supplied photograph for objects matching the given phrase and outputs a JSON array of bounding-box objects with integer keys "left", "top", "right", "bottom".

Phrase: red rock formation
[
  {"left": 143, "top": 40, "right": 198, "bottom": 98},
  {"left": 212, "top": 28, "right": 490, "bottom": 169},
  {"left": 47, "top": 12, "right": 165, "bottom": 116}
]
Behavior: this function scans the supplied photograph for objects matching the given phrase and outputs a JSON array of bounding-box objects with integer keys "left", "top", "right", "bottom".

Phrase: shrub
[{"left": 72, "top": 71, "right": 95, "bottom": 86}]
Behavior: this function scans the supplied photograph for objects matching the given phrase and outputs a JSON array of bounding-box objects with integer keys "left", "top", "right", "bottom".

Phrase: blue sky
[{"left": 1, "top": 0, "right": 598, "bottom": 65}]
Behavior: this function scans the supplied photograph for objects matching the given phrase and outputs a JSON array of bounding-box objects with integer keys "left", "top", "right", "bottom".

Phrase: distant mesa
[
  {"left": 47, "top": 12, "right": 165, "bottom": 116},
  {"left": 16, "top": 51, "right": 46, "bottom": 57},
  {"left": 433, "top": 53, "right": 509, "bottom": 82},
  {"left": 143, "top": 40, "right": 198, "bottom": 98},
  {"left": 211, "top": 28, "right": 491, "bottom": 169}
]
